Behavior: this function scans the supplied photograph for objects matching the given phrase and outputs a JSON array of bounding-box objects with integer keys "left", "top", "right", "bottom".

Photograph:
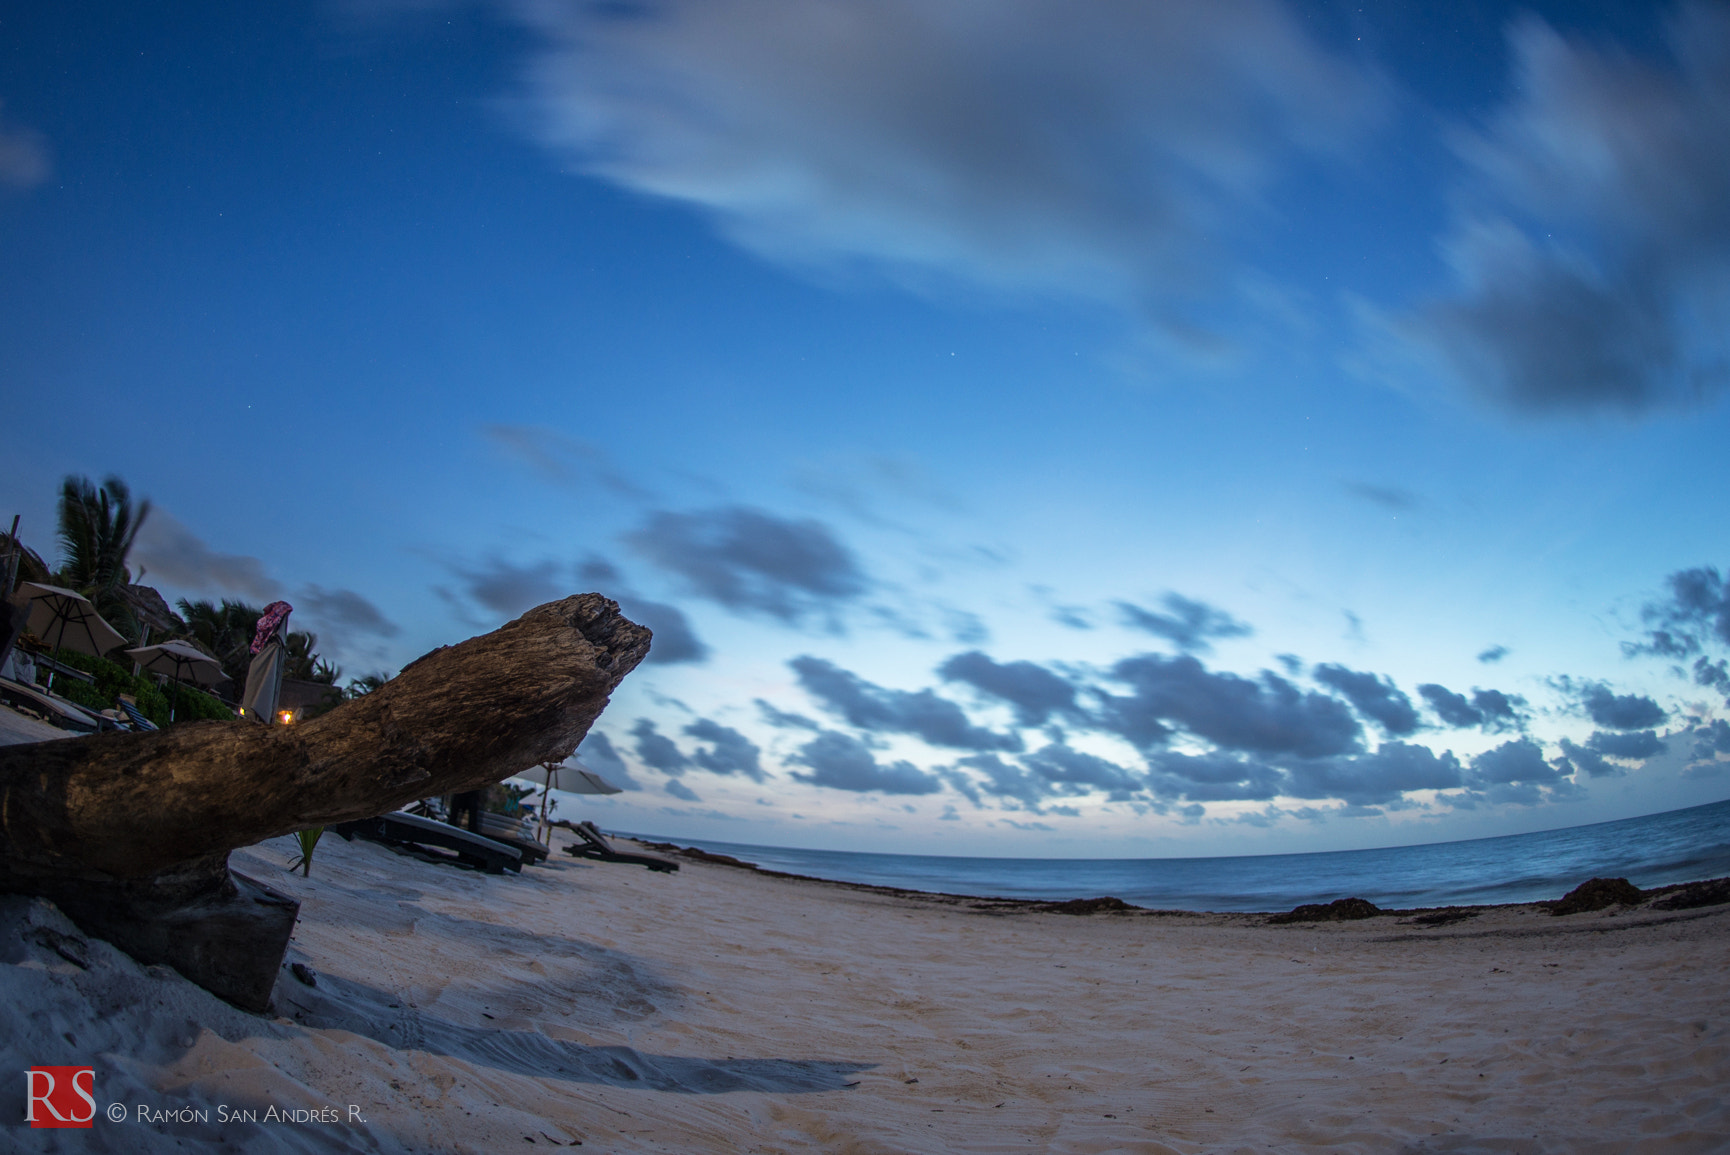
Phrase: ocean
[{"left": 626, "top": 795, "right": 1730, "bottom": 912}]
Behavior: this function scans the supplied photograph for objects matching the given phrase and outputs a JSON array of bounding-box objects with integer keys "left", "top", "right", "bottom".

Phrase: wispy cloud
[
  {"left": 506, "top": 0, "right": 1384, "bottom": 337},
  {"left": 0, "top": 104, "right": 49, "bottom": 189},
  {"left": 1395, "top": 6, "right": 1730, "bottom": 416},
  {"left": 134, "top": 510, "right": 281, "bottom": 601}
]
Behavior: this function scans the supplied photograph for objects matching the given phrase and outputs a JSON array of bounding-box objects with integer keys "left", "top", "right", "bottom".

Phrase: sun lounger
[
  {"left": 560, "top": 820, "right": 679, "bottom": 872},
  {"left": 0, "top": 676, "right": 103, "bottom": 733},
  {"left": 334, "top": 810, "right": 524, "bottom": 874},
  {"left": 477, "top": 811, "right": 551, "bottom": 865},
  {"left": 116, "top": 698, "right": 159, "bottom": 731}
]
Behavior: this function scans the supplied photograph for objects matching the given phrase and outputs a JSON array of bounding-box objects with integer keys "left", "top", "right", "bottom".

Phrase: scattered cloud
[
  {"left": 626, "top": 505, "right": 867, "bottom": 626},
  {"left": 1098, "top": 653, "right": 1362, "bottom": 757},
  {"left": 664, "top": 778, "right": 701, "bottom": 802},
  {"left": 621, "top": 596, "right": 709, "bottom": 665},
  {"left": 630, "top": 717, "right": 692, "bottom": 775},
  {"left": 1416, "top": 682, "right": 1527, "bottom": 732},
  {"left": 1631, "top": 565, "right": 1730, "bottom": 702},
  {"left": 299, "top": 584, "right": 400, "bottom": 638},
  {"left": 787, "top": 730, "right": 942, "bottom": 795},
  {"left": 756, "top": 698, "right": 821, "bottom": 731},
  {"left": 576, "top": 556, "right": 709, "bottom": 665},
  {"left": 576, "top": 730, "right": 642, "bottom": 790},
  {"left": 1285, "top": 743, "right": 1464, "bottom": 806},
  {"left": 1469, "top": 738, "right": 1564, "bottom": 786},
  {"left": 1312, "top": 663, "right": 1422, "bottom": 736},
  {"left": 938, "top": 650, "right": 1077, "bottom": 726},
  {"left": 450, "top": 558, "right": 564, "bottom": 618},
  {"left": 1477, "top": 645, "right": 1510, "bottom": 663},
  {"left": 791, "top": 655, "right": 1022, "bottom": 751},
  {"left": 1585, "top": 728, "right": 1667, "bottom": 760},
  {"left": 683, "top": 717, "right": 766, "bottom": 781},
  {"left": 1556, "top": 737, "right": 1618, "bottom": 779},
  {"left": 1692, "top": 718, "right": 1730, "bottom": 760},
  {"left": 1021, "top": 740, "right": 1146, "bottom": 801},
  {"left": 1571, "top": 681, "right": 1668, "bottom": 731},
  {"left": 1116, "top": 593, "right": 1253, "bottom": 653},
  {"left": 1396, "top": 8, "right": 1730, "bottom": 416}
]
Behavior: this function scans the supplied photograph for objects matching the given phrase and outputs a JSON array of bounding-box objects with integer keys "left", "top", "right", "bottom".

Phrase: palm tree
[
  {"left": 177, "top": 598, "right": 262, "bottom": 685},
  {"left": 283, "top": 629, "right": 339, "bottom": 683},
  {"left": 55, "top": 474, "right": 152, "bottom": 640},
  {"left": 346, "top": 673, "right": 388, "bottom": 698}
]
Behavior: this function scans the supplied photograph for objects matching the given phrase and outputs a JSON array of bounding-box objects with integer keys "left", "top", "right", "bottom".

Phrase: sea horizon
[{"left": 620, "top": 793, "right": 1730, "bottom": 912}]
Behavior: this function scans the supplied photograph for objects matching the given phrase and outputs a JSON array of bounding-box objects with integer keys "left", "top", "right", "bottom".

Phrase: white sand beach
[{"left": 5, "top": 817, "right": 1728, "bottom": 1153}]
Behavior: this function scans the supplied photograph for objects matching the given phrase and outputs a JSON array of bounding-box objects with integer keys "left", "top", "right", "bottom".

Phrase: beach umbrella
[
  {"left": 19, "top": 582, "right": 127, "bottom": 659},
  {"left": 514, "top": 757, "right": 622, "bottom": 843},
  {"left": 514, "top": 758, "right": 623, "bottom": 795},
  {"left": 123, "top": 640, "right": 227, "bottom": 722},
  {"left": 123, "top": 640, "right": 227, "bottom": 687}
]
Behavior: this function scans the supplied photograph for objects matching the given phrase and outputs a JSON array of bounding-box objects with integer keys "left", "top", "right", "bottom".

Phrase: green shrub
[
  {"left": 55, "top": 677, "right": 114, "bottom": 715},
  {"left": 50, "top": 649, "right": 225, "bottom": 727},
  {"left": 168, "top": 685, "right": 234, "bottom": 722}
]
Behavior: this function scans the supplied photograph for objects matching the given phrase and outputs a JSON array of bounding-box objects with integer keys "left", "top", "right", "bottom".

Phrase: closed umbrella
[
  {"left": 18, "top": 582, "right": 127, "bottom": 690},
  {"left": 123, "top": 640, "right": 228, "bottom": 721}
]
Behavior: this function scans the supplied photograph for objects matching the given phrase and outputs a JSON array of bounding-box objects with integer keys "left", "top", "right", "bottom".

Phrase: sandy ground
[
  {"left": 3, "top": 824, "right": 1728, "bottom": 1154},
  {"left": 0, "top": 703, "right": 73, "bottom": 746}
]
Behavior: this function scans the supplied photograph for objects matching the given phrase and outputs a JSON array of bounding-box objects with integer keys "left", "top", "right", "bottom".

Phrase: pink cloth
[{"left": 251, "top": 601, "right": 293, "bottom": 654}]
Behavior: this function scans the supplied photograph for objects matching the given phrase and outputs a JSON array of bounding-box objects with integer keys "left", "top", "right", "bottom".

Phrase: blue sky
[{"left": 2, "top": 0, "right": 1728, "bottom": 857}]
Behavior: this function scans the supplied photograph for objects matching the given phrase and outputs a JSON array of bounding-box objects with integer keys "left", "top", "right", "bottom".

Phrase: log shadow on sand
[{"left": 275, "top": 969, "right": 872, "bottom": 1094}]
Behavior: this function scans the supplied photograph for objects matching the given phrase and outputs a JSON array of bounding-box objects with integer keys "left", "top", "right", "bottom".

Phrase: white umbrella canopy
[
  {"left": 513, "top": 757, "right": 623, "bottom": 795},
  {"left": 19, "top": 582, "right": 127, "bottom": 658},
  {"left": 123, "top": 640, "right": 228, "bottom": 688},
  {"left": 513, "top": 757, "right": 622, "bottom": 846}
]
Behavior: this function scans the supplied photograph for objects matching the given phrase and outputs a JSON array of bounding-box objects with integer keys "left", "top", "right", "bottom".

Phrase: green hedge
[{"left": 47, "top": 649, "right": 227, "bottom": 727}]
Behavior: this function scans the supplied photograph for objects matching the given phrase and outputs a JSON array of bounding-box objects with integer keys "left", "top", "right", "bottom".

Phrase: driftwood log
[{"left": 0, "top": 594, "right": 652, "bottom": 1010}]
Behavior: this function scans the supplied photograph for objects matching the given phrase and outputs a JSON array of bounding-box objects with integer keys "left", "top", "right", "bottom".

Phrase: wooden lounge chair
[
  {"left": 477, "top": 811, "right": 551, "bottom": 865},
  {"left": 334, "top": 809, "right": 524, "bottom": 874},
  {"left": 0, "top": 676, "right": 103, "bottom": 733},
  {"left": 560, "top": 820, "right": 679, "bottom": 872}
]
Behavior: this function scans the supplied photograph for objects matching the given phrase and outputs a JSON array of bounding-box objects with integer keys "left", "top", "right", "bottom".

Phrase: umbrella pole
[{"left": 536, "top": 763, "right": 558, "bottom": 845}]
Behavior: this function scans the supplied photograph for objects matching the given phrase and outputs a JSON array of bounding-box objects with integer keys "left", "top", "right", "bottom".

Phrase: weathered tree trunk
[{"left": 0, "top": 594, "right": 651, "bottom": 1011}]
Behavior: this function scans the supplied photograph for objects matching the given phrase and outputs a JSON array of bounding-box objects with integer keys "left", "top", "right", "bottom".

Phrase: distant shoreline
[{"left": 630, "top": 835, "right": 1730, "bottom": 924}]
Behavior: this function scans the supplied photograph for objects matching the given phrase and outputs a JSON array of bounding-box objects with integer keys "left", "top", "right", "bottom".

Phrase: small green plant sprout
[{"left": 290, "top": 826, "right": 325, "bottom": 877}]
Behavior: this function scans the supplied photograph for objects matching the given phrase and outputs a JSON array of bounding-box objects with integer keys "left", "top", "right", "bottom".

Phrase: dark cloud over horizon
[
  {"left": 1312, "top": 663, "right": 1422, "bottom": 736},
  {"left": 787, "top": 730, "right": 943, "bottom": 795},
  {"left": 1574, "top": 682, "right": 1668, "bottom": 730},
  {"left": 1417, "top": 683, "right": 1527, "bottom": 732},
  {"left": 630, "top": 717, "right": 692, "bottom": 775},
  {"left": 791, "top": 656, "right": 1022, "bottom": 752},
  {"left": 1099, "top": 654, "right": 1362, "bottom": 757},
  {"left": 938, "top": 650, "right": 1078, "bottom": 726},
  {"left": 683, "top": 717, "right": 767, "bottom": 781}
]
